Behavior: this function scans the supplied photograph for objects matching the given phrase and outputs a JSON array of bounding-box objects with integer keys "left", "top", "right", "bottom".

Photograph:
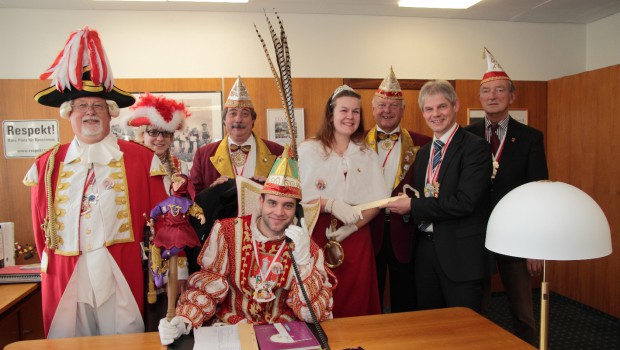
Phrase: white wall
[
  {"left": 587, "top": 11, "right": 620, "bottom": 71},
  {"left": 0, "top": 8, "right": 590, "bottom": 81}
]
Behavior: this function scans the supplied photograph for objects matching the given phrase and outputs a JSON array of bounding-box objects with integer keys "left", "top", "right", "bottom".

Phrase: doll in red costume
[{"left": 149, "top": 173, "right": 205, "bottom": 288}]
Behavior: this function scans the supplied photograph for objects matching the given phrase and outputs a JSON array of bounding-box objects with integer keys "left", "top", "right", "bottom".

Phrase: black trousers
[
  {"left": 414, "top": 235, "right": 483, "bottom": 313},
  {"left": 375, "top": 215, "right": 417, "bottom": 313}
]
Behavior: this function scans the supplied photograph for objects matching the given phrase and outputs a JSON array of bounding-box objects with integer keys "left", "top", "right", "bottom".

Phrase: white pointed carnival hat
[
  {"left": 225, "top": 76, "right": 254, "bottom": 109},
  {"left": 481, "top": 47, "right": 511, "bottom": 85},
  {"left": 375, "top": 66, "right": 403, "bottom": 100}
]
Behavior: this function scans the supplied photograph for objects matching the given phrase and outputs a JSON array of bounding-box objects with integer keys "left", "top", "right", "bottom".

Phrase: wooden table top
[
  {"left": 0, "top": 283, "right": 38, "bottom": 315},
  {"left": 5, "top": 307, "right": 535, "bottom": 350}
]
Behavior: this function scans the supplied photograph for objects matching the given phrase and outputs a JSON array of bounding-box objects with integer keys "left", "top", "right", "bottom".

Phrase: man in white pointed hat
[
  {"left": 366, "top": 67, "right": 431, "bottom": 313},
  {"left": 190, "top": 77, "right": 284, "bottom": 195},
  {"left": 465, "top": 47, "right": 548, "bottom": 345},
  {"left": 23, "top": 27, "right": 168, "bottom": 338}
]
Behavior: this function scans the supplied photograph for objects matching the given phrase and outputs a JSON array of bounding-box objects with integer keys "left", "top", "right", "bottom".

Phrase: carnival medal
[
  {"left": 424, "top": 182, "right": 440, "bottom": 198},
  {"left": 231, "top": 151, "right": 247, "bottom": 167},
  {"left": 380, "top": 139, "right": 394, "bottom": 151},
  {"left": 251, "top": 240, "right": 286, "bottom": 303}
]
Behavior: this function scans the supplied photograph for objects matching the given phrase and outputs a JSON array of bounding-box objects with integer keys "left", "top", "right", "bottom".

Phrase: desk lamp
[{"left": 486, "top": 181, "right": 612, "bottom": 350}]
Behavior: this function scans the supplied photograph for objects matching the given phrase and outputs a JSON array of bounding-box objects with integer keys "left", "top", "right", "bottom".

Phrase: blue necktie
[
  {"left": 432, "top": 140, "right": 445, "bottom": 171},
  {"left": 418, "top": 140, "right": 445, "bottom": 233}
]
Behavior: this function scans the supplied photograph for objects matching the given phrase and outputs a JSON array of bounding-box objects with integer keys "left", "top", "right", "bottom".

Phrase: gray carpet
[{"left": 488, "top": 290, "right": 620, "bottom": 350}]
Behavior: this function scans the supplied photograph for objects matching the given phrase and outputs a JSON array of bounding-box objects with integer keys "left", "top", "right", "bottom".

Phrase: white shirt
[{"left": 376, "top": 126, "right": 402, "bottom": 194}]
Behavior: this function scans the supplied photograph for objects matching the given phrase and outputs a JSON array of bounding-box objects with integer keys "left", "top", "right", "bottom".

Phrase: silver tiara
[{"left": 331, "top": 84, "right": 356, "bottom": 101}]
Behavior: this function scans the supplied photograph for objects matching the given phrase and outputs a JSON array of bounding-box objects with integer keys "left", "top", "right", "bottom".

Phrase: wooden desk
[
  {"left": 0, "top": 283, "right": 38, "bottom": 315},
  {"left": 5, "top": 307, "right": 535, "bottom": 350},
  {"left": 1, "top": 283, "right": 44, "bottom": 349}
]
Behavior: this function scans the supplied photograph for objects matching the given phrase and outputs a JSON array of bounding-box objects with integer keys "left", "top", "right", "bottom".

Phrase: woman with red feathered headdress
[{"left": 124, "top": 93, "right": 192, "bottom": 195}]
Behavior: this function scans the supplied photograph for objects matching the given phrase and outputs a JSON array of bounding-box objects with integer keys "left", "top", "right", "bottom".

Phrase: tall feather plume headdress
[
  {"left": 34, "top": 26, "right": 134, "bottom": 108},
  {"left": 254, "top": 10, "right": 298, "bottom": 159},
  {"left": 40, "top": 27, "right": 113, "bottom": 93}
]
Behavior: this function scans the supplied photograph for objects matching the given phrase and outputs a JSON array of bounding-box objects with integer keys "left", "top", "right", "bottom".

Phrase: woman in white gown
[{"left": 297, "top": 85, "right": 389, "bottom": 317}]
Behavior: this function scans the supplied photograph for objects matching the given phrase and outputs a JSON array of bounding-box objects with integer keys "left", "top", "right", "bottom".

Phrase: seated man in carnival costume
[{"left": 158, "top": 145, "right": 334, "bottom": 345}]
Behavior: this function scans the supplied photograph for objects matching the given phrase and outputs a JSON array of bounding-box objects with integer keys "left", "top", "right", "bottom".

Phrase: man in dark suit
[
  {"left": 385, "top": 80, "right": 493, "bottom": 313},
  {"left": 366, "top": 67, "right": 431, "bottom": 313},
  {"left": 464, "top": 48, "right": 548, "bottom": 345}
]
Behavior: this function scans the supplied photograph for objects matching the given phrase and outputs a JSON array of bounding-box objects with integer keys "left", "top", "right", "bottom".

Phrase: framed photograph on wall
[
  {"left": 266, "top": 108, "right": 305, "bottom": 147},
  {"left": 112, "top": 91, "right": 223, "bottom": 164},
  {"left": 467, "top": 108, "right": 528, "bottom": 125}
]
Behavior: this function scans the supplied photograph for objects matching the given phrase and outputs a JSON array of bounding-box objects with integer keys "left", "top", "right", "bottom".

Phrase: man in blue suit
[
  {"left": 464, "top": 48, "right": 548, "bottom": 345},
  {"left": 386, "top": 80, "right": 493, "bottom": 313}
]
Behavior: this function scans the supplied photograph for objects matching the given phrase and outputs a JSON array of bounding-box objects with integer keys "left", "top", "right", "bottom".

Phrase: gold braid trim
[{"left": 42, "top": 144, "right": 61, "bottom": 250}]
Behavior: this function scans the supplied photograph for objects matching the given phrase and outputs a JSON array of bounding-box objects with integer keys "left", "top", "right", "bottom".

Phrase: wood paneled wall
[
  {"left": 3, "top": 74, "right": 618, "bottom": 319},
  {"left": 0, "top": 77, "right": 342, "bottom": 265},
  {"left": 547, "top": 65, "right": 620, "bottom": 317}
]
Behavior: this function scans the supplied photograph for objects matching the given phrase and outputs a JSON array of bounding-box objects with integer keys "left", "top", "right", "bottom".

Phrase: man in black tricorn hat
[{"left": 23, "top": 27, "right": 167, "bottom": 338}]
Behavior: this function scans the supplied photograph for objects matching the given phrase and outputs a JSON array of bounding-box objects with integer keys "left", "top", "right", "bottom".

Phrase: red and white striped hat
[{"left": 125, "top": 93, "right": 190, "bottom": 132}]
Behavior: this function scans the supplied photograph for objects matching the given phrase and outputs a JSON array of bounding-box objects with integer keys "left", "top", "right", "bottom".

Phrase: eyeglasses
[
  {"left": 146, "top": 129, "right": 174, "bottom": 138},
  {"left": 72, "top": 102, "right": 107, "bottom": 113}
]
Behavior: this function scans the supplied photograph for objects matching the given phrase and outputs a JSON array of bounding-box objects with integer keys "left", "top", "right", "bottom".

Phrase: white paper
[
  {"left": 352, "top": 194, "right": 407, "bottom": 212},
  {"left": 194, "top": 324, "right": 241, "bottom": 350}
]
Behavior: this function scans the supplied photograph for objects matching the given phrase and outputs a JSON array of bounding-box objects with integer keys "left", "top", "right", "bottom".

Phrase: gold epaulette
[{"left": 35, "top": 143, "right": 61, "bottom": 160}]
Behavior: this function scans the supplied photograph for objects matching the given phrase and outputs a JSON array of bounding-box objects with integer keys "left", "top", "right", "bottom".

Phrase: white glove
[
  {"left": 326, "top": 223, "right": 358, "bottom": 243},
  {"left": 284, "top": 218, "right": 311, "bottom": 265},
  {"left": 325, "top": 198, "right": 362, "bottom": 225},
  {"left": 158, "top": 316, "right": 192, "bottom": 345}
]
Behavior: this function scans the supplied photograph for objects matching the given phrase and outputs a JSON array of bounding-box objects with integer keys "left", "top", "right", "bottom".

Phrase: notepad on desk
[{"left": 0, "top": 264, "right": 41, "bottom": 284}]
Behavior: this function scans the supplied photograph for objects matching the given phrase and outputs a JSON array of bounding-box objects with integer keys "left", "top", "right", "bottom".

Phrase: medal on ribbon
[
  {"left": 231, "top": 151, "right": 246, "bottom": 167},
  {"left": 251, "top": 240, "right": 286, "bottom": 303},
  {"left": 424, "top": 182, "right": 440, "bottom": 198},
  {"left": 81, "top": 193, "right": 98, "bottom": 216},
  {"left": 380, "top": 139, "right": 393, "bottom": 151}
]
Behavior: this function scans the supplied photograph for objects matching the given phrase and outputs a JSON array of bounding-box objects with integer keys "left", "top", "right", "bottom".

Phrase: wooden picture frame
[
  {"left": 266, "top": 108, "right": 305, "bottom": 147},
  {"left": 113, "top": 91, "right": 223, "bottom": 164}
]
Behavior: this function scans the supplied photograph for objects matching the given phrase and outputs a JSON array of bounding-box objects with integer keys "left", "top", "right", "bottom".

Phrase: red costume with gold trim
[
  {"left": 26, "top": 140, "right": 167, "bottom": 336},
  {"left": 176, "top": 215, "right": 333, "bottom": 327}
]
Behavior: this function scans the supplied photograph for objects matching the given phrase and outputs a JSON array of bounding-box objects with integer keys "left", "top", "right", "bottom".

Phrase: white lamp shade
[{"left": 486, "top": 181, "right": 612, "bottom": 260}]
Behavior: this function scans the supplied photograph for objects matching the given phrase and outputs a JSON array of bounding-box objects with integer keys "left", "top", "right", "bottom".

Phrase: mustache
[
  {"left": 81, "top": 116, "right": 101, "bottom": 123},
  {"left": 231, "top": 123, "right": 247, "bottom": 129}
]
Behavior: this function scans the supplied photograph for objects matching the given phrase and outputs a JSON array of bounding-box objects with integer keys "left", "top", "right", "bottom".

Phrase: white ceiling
[{"left": 1, "top": 0, "right": 620, "bottom": 24}]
